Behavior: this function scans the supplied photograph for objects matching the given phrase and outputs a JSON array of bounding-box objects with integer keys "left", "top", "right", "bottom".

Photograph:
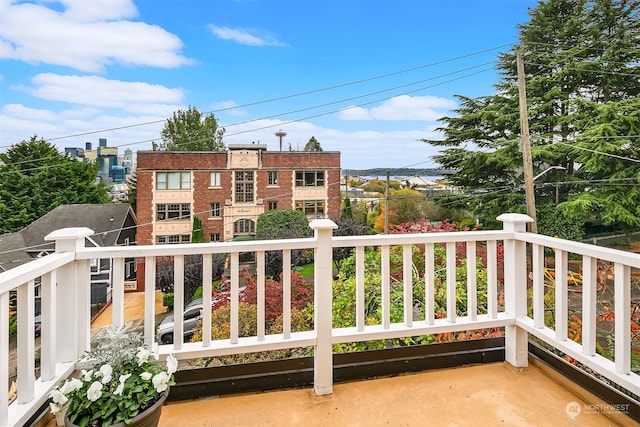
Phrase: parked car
[
  {"left": 155, "top": 299, "right": 205, "bottom": 344},
  {"left": 156, "top": 289, "right": 245, "bottom": 345},
  {"left": 35, "top": 314, "right": 41, "bottom": 337}
]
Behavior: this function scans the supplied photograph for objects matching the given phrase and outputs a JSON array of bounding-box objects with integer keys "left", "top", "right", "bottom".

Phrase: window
[
  {"left": 234, "top": 219, "right": 255, "bottom": 235},
  {"left": 268, "top": 171, "right": 278, "bottom": 186},
  {"left": 209, "top": 202, "right": 221, "bottom": 218},
  {"left": 235, "top": 171, "right": 254, "bottom": 203},
  {"left": 296, "top": 200, "right": 325, "bottom": 218},
  {"left": 156, "top": 203, "right": 191, "bottom": 221},
  {"left": 210, "top": 171, "right": 221, "bottom": 187},
  {"left": 209, "top": 233, "right": 221, "bottom": 242},
  {"left": 267, "top": 201, "right": 278, "bottom": 210},
  {"left": 295, "top": 171, "right": 325, "bottom": 187},
  {"left": 156, "top": 234, "right": 190, "bottom": 244},
  {"left": 156, "top": 172, "right": 190, "bottom": 190}
]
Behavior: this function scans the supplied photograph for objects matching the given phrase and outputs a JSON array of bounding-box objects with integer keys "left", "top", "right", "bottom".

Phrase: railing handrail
[{"left": 3, "top": 214, "right": 640, "bottom": 426}]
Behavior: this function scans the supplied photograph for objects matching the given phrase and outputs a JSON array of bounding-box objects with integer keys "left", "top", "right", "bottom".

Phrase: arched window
[{"left": 233, "top": 218, "right": 255, "bottom": 235}]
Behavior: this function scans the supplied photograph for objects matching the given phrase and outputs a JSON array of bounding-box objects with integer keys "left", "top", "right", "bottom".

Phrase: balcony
[{"left": 2, "top": 213, "right": 639, "bottom": 426}]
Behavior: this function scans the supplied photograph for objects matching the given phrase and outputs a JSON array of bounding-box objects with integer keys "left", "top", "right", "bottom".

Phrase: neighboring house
[
  {"left": 135, "top": 144, "right": 341, "bottom": 289},
  {"left": 0, "top": 204, "right": 137, "bottom": 308}
]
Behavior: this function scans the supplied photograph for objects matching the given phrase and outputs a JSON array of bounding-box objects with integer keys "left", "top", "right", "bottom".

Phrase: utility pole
[{"left": 516, "top": 46, "right": 537, "bottom": 234}]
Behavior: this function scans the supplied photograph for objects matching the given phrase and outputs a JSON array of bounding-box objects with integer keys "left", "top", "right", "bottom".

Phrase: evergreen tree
[
  {"left": 0, "top": 136, "right": 109, "bottom": 233},
  {"left": 191, "top": 216, "right": 204, "bottom": 243},
  {"left": 303, "top": 136, "right": 323, "bottom": 152},
  {"left": 423, "top": 0, "right": 640, "bottom": 232}
]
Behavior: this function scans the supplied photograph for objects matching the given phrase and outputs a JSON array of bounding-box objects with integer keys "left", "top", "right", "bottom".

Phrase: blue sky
[{"left": 0, "top": 0, "right": 539, "bottom": 170}]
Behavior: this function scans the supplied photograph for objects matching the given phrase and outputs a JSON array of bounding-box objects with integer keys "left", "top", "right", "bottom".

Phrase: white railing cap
[
  {"left": 44, "top": 227, "right": 94, "bottom": 241},
  {"left": 309, "top": 219, "right": 338, "bottom": 230}
]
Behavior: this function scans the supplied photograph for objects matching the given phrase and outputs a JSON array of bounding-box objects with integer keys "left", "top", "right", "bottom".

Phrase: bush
[{"left": 162, "top": 292, "right": 174, "bottom": 309}]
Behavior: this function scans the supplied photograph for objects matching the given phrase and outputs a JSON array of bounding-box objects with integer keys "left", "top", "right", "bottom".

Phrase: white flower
[
  {"left": 113, "top": 382, "right": 125, "bottom": 396},
  {"left": 60, "top": 377, "right": 83, "bottom": 394},
  {"left": 81, "top": 369, "right": 93, "bottom": 382},
  {"left": 140, "top": 372, "right": 152, "bottom": 381},
  {"left": 119, "top": 373, "right": 132, "bottom": 383},
  {"left": 136, "top": 348, "right": 152, "bottom": 365},
  {"left": 87, "top": 381, "right": 103, "bottom": 402},
  {"left": 166, "top": 354, "right": 178, "bottom": 374},
  {"left": 49, "top": 389, "right": 68, "bottom": 405},
  {"left": 49, "top": 402, "right": 61, "bottom": 416},
  {"left": 152, "top": 342, "right": 160, "bottom": 360},
  {"left": 152, "top": 371, "right": 170, "bottom": 393},
  {"left": 99, "top": 364, "right": 113, "bottom": 384}
]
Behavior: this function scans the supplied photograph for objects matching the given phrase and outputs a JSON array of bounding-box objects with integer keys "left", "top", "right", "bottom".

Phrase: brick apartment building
[{"left": 134, "top": 144, "right": 341, "bottom": 290}]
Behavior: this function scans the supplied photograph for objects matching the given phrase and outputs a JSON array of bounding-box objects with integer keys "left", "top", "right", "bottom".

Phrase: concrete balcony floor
[
  {"left": 35, "top": 292, "right": 633, "bottom": 426},
  {"left": 157, "top": 361, "right": 631, "bottom": 427}
]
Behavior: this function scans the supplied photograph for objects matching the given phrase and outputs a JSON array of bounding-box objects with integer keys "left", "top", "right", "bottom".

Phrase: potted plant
[{"left": 49, "top": 325, "right": 178, "bottom": 427}]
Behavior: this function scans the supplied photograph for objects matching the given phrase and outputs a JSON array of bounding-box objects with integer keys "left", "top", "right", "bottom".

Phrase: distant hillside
[{"left": 343, "top": 168, "right": 457, "bottom": 177}]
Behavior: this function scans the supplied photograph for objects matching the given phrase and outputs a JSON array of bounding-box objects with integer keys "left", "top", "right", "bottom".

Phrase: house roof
[
  {"left": 0, "top": 204, "right": 136, "bottom": 270},
  {"left": 0, "top": 232, "right": 29, "bottom": 272}
]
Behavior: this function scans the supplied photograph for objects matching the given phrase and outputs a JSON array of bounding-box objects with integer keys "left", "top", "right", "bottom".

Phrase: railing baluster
[
  {"left": 466, "top": 242, "right": 477, "bottom": 321},
  {"left": 40, "top": 271, "right": 56, "bottom": 381},
  {"left": 257, "top": 251, "right": 265, "bottom": 341},
  {"left": 403, "top": 244, "right": 413, "bottom": 327},
  {"left": 230, "top": 252, "right": 239, "bottom": 344},
  {"left": 1, "top": 291, "right": 9, "bottom": 426},
  {"left": 283, "top": 249, "right": 292, "bottom": 339},
  {"left": 425, "top": 243, "right": 435, "bottom": 324},
  {"left": 614, "top": 262, "right": 631, "bottom": 374},
  {"left": 581, "top": 256, "right": 597, "bottom": 356},
  {"left": 201, "top": 253, "right": 212, "bottom": 346},
  {"left": 112, "top": 257, "right": 125, "bottom": 328},
  {"left": 16, "top": 280, "right": 35, "bottom": 403},
  {"left": 144, "top": 256, "right": 156, "bottom": 347},
  {"left": 532, "top": 244, "right": 544, "bottom": 328},
  {"left": 555, "top": 249, "right": 568, "bottom": 342},
  {"left": 174, "top": 255, "right": 185, "bottom": 349},
  {"left": 381, "top": 245, "right": 390, "bottom": 329},
  {"left": 487, "top": 240, "right": 497, "bottom": 319},
  {"left": 446, "top": 242, "right": 456, "bottom": 323},
  {"left": 356, "top": 246, "right": 365, "bottom": 331}
]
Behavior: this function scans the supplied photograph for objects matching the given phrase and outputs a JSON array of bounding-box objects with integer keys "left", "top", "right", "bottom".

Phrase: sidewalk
[{"left": 91, "top": 290, "right": 168, "bottom": 332}]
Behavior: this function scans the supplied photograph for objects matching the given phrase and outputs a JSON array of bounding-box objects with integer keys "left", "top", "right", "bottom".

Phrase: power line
[{"left": 1, "top": 45, "right": 511, "bottom": 148}]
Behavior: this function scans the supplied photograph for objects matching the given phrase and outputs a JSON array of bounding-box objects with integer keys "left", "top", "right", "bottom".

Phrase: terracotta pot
[{"left": 64, "top": 392, "right": 167, "bottom": 427}]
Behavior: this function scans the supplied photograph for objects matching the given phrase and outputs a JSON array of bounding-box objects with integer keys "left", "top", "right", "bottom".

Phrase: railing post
[
  {"left": 497, "top": 214, "right": 532, "bottom": 368},
  {"left": 310, "top": 219, "right": 337, "bottom": 396},
  {"left": 44, "top": 227, "right": 94, "bottom": 362}
]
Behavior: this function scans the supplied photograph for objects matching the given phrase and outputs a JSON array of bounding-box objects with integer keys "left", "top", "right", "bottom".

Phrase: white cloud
[
  {"left": 0, "top": 1, "right": 192, "bottom": 72},
  {"left": 222, "top": 119, "right": 442, "bottom": 169},
  {"left": 208, "top": 25, "right": 290, "bottom": 47},
  {"left": 17, "top": 73, "right": 184, "bottom": 110},
  {"left": 211, "top": 100, "right": 248, "bottom": 117},
  {"left": 338, "top": 95, "right": 457, "bottom": 121},
  {"left": 338, "top": 106, "right": 373, "bottom": 120},
  {"left": 59, "top": 0, "right": 138, "bottom": 22}
]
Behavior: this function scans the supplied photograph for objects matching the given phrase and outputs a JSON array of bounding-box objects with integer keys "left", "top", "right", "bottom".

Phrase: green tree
[
  {"left": 154, "top": 106, "right": 225, "bottom": 151},
  {"left": 0, "top": 136, "right": 109, "bottom": 233},
  {"left": 256, "top": 209, "right": 312, "bottom": 278},
  {"left": 342, "top": 197, "right": 353, "bottom": 219},
  {"left": 191, "top": 216, "right": 204, "bottom": 243},
  {"left": 423, "top": 0, "right": 640, "bottom": 232},
  {"left": 389, "top": 188, "right": 432, "bottom": 225},
  {"left": 303, "top": 136, "right": 323, "bottom": 152}
]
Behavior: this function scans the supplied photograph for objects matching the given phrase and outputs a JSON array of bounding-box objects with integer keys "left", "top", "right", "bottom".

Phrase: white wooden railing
[{"left": 2, "top": 213, "right": 640, "bottom": 426}]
